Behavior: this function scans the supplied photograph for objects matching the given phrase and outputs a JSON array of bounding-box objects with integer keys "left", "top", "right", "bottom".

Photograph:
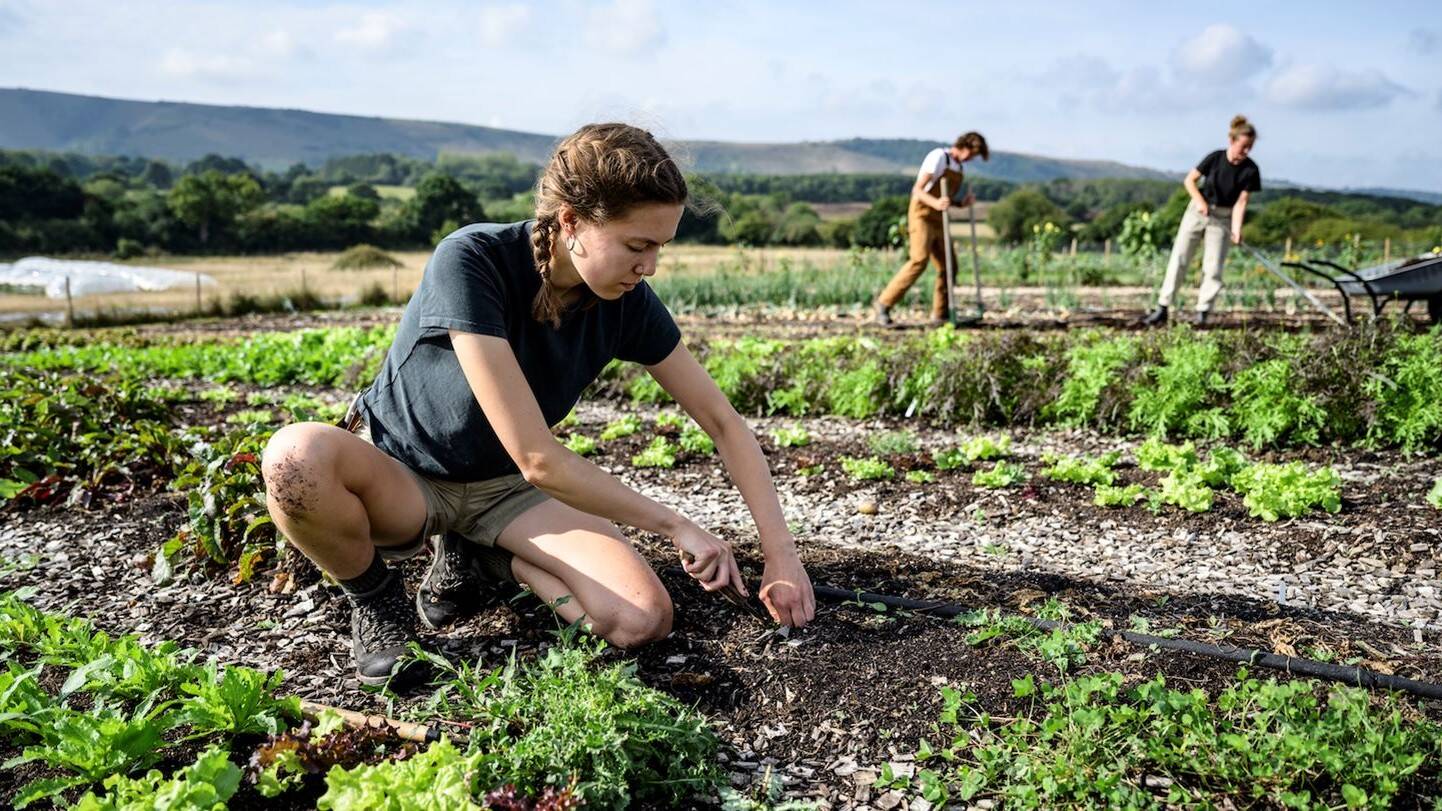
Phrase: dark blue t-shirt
[{"left": 358, "top": 220, "right": 681, "bottom": 481}]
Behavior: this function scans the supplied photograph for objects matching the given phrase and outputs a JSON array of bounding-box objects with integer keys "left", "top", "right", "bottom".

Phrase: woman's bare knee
[
  {"left": 599, "top": 592, "right": 673, "bottom": 649},
  {"left": 261, "top": 422, "right": 339, "bottom": 519}
]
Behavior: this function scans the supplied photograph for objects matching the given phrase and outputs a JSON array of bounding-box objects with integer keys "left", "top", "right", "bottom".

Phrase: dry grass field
[{"left": 0, "top": 244, "right": 869, "bottom": 321}]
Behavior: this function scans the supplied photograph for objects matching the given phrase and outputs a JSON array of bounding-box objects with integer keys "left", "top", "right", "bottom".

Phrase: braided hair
[{"left": 530, "top": 123, "right": 688, "bottom": 328}]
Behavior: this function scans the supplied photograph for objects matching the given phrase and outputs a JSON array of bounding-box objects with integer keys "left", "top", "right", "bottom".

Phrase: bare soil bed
[{"left": 3, "top": 395, "right": 1439, "bottom": 807}]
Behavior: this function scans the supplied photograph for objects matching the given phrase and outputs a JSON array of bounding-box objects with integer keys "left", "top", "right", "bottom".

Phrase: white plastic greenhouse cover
[{"left": 0, "top": 257, "right": 217, "bottom": 299}]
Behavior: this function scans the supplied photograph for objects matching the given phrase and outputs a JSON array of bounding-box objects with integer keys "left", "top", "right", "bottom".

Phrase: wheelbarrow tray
[{"left": 1336, "top": 254, "right": 1442, "bottom": 300}]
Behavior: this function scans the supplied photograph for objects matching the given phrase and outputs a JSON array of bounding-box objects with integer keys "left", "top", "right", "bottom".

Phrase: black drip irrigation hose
[
  {"left": 805, "top": 583, "right": 1442, "bottom": 701},
  {"left": 671, "top": 568, "right": 1442, "bottom": 701},
  {"left": 670, "top": 567, "right": 1442, "bottom": 699}
]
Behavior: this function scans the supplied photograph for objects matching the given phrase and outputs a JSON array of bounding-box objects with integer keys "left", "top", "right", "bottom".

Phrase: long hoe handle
[{"left": 940, "top": 177, "right": 956, "bottom": 323}]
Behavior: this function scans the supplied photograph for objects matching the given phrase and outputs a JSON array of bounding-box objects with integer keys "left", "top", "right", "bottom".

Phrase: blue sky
[{"left": 2, "top": 1, "right": 1439, "bottom": 191}]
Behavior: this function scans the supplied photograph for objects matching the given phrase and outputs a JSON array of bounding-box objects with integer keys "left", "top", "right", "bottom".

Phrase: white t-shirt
[{"left": 916, "top": 147, "right": 962, "bottom": 192}]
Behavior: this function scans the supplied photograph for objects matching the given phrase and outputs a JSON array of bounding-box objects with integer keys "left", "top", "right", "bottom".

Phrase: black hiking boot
[
  {"left": 873, "top": 302, "right": 893, "bottom": 327},
  {"left": 416, "top": 532, "right": 516, "bottom": 629},
  {"left": 1140, "top": 305, "right": 1169, "bottom": 327},
  {"left": 1194, "top": 310, "right": 1211, "bottom": 326},
  {"left": 349, "top": 571, "right": 425, "bottom": 687}
]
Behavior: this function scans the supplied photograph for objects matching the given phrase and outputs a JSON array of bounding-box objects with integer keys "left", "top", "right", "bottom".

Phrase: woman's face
[
  {"left": 569, "top": 203, "right": 684, "bottom": 299},
  {"left": 1227, "top": 135, "right": 1255, "bottom": 163}
]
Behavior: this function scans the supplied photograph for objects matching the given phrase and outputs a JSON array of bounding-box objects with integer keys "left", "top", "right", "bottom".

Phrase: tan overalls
[{"left": 877, "top": 156, "right": 963, "bottom": 319}]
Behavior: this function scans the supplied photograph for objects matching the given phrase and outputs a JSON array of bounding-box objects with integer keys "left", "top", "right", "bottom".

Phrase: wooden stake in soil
[
  {"left": 195, "top": 272, "right": 202, "bottom": 314},
  {"left": 1069, "top": 237, "right": 1078, "bottom": 257},
  {"left": 1104, "top": 239, "right": 1111, "bottom": 261},
  {"left": 299, "top": 700, "right": 463, "bottom": 745},
  {"left": 64, "top": 275, "right": 74, "bottom": 327},
  {"left": 392, "top": 264, "right": 399, "bottom": 303},
  {"left": 1384, "top": 237, "right": 1391, "bottom": 263}
]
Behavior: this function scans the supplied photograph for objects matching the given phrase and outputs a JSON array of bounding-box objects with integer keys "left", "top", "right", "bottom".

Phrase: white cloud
[
  {"left": 476, "top": 4, "right": 529, "bottom": 47},
  {"left": 335, "top": 11, "right": 407, "bottom": 50},
  {"left": 585, "top": 0, "right": 664, "bottom": 55},
  {"left": 259, "top": 29, "right": 300, "bottom": 58},
  {"left": 1173, "top": 23, "right": 1272, "bottom": 84},
  {"left": 1038, "top": 56, "right": 1194, "bottom": 115},
  {"left": 1101, "top": 66, "right": 1188, "bottom": 113},
  {"left": 158, "top": 47, "right": 254, "bottom": 81},
  {"left": 1264, "top": 64, "right": 1409, "bottom": 110}
]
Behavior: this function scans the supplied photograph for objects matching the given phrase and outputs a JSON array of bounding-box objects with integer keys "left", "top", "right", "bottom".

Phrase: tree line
[{"left": 2, "top": 148, "right": 1439, "bottom": 258}]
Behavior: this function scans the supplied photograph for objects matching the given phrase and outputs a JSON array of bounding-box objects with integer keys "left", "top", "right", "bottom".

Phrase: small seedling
[
  {"left": 632, "top": 437, "right": 678, "bottom": 468},
  {"left": 840, "top": 456, "right": 895, "bottom": 481},
  {"left": 678, "top": 423, "right": 715, "bottom": 454},
  {"left": 868, "top": 430, "right": 919, "bottom": 456},
  {"left": 961, "top": 434, "right": 1011, "bottom": 462},
  {"left": 771, "top": 425, "right": 812, "bottom": 448},
  {"left": 563, "top": 433, "right": 597, "bottom": 456},
  {"left": 600, "top": 415, "right": 643, "bottom": 441},
  {"left": 972, "top": 461, "right": 1026, "bottom": 488},
  {"left": 1093, "top": 483, "right": 1145, "bottom": 507},
  {"left": 932, "top": 448, "right": 967, "bottom": 471}
]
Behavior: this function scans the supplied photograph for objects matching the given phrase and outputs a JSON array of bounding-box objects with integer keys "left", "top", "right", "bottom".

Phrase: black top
[
  {"left": 1196, "top": 149, "right": 1261, "bottom": 208},
  {"left": 359, "top": 221, "right": 681, "bottom": 481}
]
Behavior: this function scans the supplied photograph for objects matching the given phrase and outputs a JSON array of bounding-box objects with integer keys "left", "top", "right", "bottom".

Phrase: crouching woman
[{"left": 261, "top": 123, "right": 815, "bottom": 685}]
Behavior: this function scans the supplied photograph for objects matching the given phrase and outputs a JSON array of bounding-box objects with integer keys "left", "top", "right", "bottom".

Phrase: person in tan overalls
[{"left": 874, "top": 131, "right": 988, "bottom": 325}]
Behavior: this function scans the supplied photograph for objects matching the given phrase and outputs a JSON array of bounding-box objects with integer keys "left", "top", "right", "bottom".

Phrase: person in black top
[
  {"left": 262, "top": 123, "right": 816, "bottom": 686},
  {"left": 1142, "top": 115, "right": 1261, "bottom": 326}
]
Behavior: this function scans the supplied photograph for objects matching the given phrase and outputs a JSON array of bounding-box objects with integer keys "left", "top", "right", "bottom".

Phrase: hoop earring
[{"left": 566, "top": 235, "right": 578, "bottom": 253}]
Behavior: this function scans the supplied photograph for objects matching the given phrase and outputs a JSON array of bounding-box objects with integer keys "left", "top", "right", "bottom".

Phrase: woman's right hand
[
  {"left": 673, "top": 520, "right": 746, "bottom": 596},
  {"left": 1196, "top": 200, "right": 1210, "bottom": 217}
]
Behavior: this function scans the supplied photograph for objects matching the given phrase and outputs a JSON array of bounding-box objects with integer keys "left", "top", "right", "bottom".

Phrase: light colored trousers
[{"left": 1158, "top": 202, "right": 1232, "bottom": 312}]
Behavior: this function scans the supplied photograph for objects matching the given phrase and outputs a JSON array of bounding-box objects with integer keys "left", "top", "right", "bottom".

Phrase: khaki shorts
[{"left": 339, "top": 396, "right": 551, "bottom": 566}]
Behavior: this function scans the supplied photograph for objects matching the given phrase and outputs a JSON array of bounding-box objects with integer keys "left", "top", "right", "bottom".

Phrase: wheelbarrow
[{"left": 1275, "top": 251, "right": 1442, "bottom": 324}]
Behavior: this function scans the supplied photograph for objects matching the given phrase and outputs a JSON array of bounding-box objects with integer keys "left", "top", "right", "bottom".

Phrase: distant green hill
[
  {"left": 7, "top": 88, "right": 1439, "bottom": 205},
  {"left": 0, "top": 87, "right": 1174, "bottom": 183}
]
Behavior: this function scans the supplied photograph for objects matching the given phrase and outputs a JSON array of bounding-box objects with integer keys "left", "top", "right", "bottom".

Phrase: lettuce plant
[
  {"left": 73, "top": 746, "right": 241, "bottom": 811},
  {"left": 678, "top": 424, "right": 715, "bottom": 455},
  {"left": 1229, "top": 462, "right": 1342, "bottom": 522},
  {"left": 598, "top": 415, "right": 642, "bottom": 441},
  {"left": 840, "top": 456, "right": 895, "bottom": 481},
  {"left": 1093, "top": 483, "right": 1146, "bottom": 507},
  {"left": 770, "top": 426, "right": 811, "bottom": 448},
  {"left": 972, "top": 462, "right": 1026, "bottom": 488},
  {"left": 631, "top": 437, "right": 678, "bottom": 469},
  {"left": 176, "top": 661, "right": 299, "bottom": 737},
  {"left": 1040, "top": 452, "right": 1119, "bottom": 486}
]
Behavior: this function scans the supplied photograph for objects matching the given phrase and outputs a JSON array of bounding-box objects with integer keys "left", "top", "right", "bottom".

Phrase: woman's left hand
[
  {"left": 1230, "top": 229, "right": 1242, "bottom": 245},
  {"left": 760, "top": 552, "right": 815, "bottom": 629}
]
